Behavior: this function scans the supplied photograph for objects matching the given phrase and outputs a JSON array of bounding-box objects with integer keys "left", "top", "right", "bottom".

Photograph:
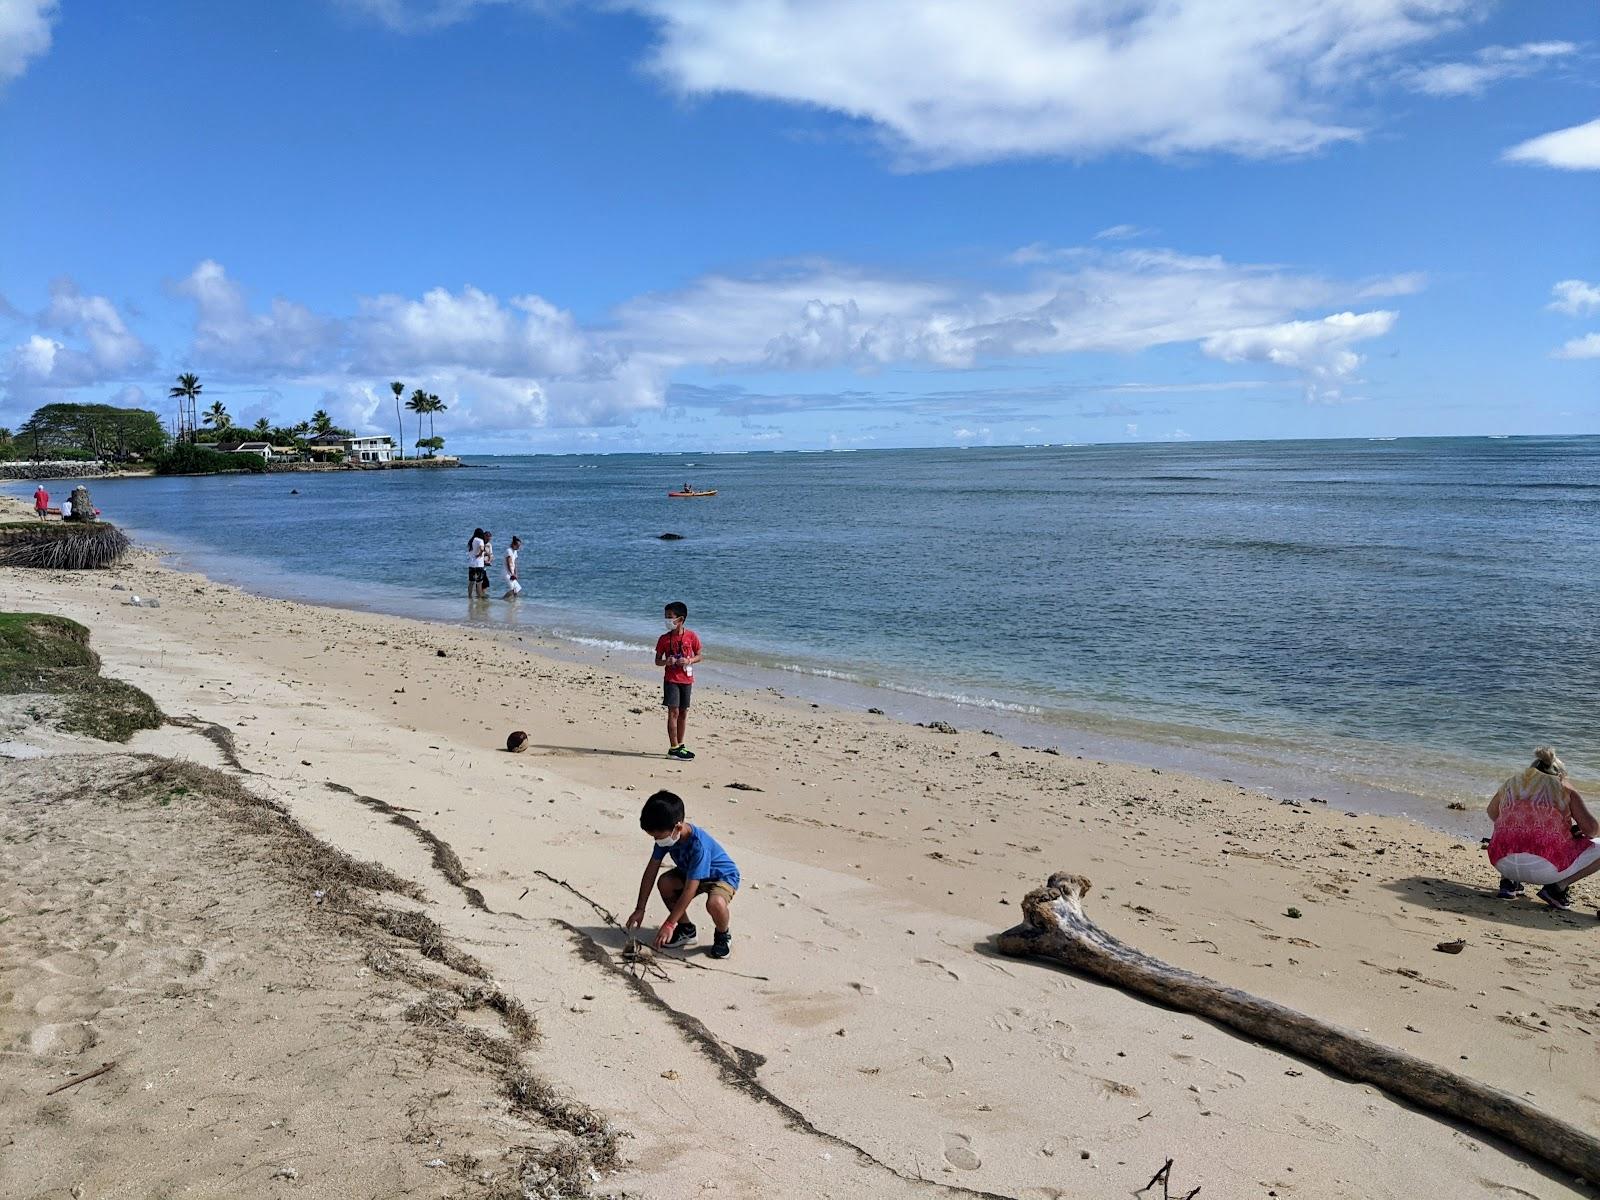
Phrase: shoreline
[
  {"left": 4, "top": 495, "right": 1596, "bottom": 1197},
  {"left": 27, "top": 478, "right": 1515, "bottom": 839}
]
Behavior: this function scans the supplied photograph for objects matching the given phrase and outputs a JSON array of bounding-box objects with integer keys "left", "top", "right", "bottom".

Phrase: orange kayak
[{"left": 667, "top": 490, "right": 717, "bottom": 498}]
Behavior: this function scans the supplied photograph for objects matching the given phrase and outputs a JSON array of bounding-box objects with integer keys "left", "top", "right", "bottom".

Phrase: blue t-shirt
[{"left": 651, "top": 825, "right": 740, "bottom": 889}]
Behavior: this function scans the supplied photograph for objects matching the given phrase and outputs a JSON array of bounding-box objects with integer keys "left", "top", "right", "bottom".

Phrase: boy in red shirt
[{"left": 654, "top": 601, "right": 702, "bottom": 760}]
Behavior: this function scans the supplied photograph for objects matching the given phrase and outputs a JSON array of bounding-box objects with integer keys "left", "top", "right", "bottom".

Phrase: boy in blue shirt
[{"left": 624, "top": 789, "right": 738, "bottom": 959}]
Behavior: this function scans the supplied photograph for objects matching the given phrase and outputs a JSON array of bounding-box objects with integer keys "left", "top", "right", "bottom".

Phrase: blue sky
[{"left": 0, "top": 0, "right": 1595, "bottom": 452}]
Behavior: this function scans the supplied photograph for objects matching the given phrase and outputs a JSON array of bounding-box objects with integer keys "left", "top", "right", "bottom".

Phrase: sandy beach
[{"left": 3, "top": 500, "right": 1596, "bottom": 1199}]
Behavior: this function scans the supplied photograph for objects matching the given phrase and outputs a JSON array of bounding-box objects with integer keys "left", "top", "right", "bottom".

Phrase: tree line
[{"left": 0, "top": 375, "right": 450, "bottom": 462}]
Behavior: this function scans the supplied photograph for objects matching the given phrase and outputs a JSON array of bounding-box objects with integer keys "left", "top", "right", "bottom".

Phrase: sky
[{"left": 0, "top": 0, "right": 1595, "bottom": 453}]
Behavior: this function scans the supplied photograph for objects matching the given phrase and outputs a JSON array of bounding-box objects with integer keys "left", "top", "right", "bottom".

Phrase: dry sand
[{"left": 2, "top": 501, "right": 1596, "bottom": 1199}]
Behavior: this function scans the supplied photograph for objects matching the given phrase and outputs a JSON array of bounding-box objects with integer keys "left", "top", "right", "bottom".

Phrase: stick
[
  {"left": 997, "top": 872, "right": 1600, "bottom": 1184},
  {"left": 46, "top": 1061, "right": 115, "bottom": 1096}
]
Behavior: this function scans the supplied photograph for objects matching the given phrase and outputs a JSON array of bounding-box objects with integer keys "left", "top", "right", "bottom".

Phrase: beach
[{"left": 3, "top": 494, "right": 1597, "bottom": 1198}]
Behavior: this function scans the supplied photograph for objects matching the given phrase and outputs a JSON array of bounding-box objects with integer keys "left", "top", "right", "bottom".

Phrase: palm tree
[
  {"left": 169, "top": 373, "right": 202, "bottom": 443},
  {"left": 310, "top": 409, "right": 334, "bottom": 436},
  {"left": 0, "top": 427, "right": 12, "bottom": 446},
  {"left": 425, "top": 393, "right": 446, "bottom": 440},
  {"left": 252, "top": 417, "right": 272, "bottom": 438},
  {"left": 406, "top": 388, "right": 428, "bottom": 451},
  {"left": 203, "top": 400, "right": 230, "bottom": 431},
  {"left": 390, "top": 381, "right": 406, "bottom": 460},
  {"left": 292, "top": 420, "right": 311, "bottom": 438}
]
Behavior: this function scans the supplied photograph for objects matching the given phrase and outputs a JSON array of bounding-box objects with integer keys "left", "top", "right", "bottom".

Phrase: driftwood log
[{"left": 997, "top": 872, "right": 1600, "bottom": 1185}]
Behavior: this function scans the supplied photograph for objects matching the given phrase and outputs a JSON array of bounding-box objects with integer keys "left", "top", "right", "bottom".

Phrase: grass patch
[{"left": 0, "top": 612, "right": 162, "bottom": 741}]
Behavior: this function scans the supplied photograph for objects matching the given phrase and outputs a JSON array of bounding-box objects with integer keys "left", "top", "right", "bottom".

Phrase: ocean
[{"left": 13, "top": 436, "right": 1598, "bottom": 821}]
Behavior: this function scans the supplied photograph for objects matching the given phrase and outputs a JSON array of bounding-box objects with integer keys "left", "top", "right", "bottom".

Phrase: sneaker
[
  {"left": 665, "top": 920, "right": 698, "bottom": 947},
  {"left": 1536, "top": 883, "right": 1573, "bottom": 911},
  {"left": 708, "top": 929, "right": 731, "bottom": 959},
  {"left": 669, "top": 745, "right": 696, "bottom": 760},
  {"left": 1497, "top": 878, "right": 1524, "bottom": 899}
]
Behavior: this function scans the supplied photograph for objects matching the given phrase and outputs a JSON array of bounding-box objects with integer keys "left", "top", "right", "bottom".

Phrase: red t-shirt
[{"left": 656, "top": 629, "right": 701, "bottom": 685}]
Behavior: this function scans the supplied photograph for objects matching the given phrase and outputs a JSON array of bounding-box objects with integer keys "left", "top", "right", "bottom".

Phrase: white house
[
  {"left": 342, "top": 435, "right": 396, "bottom": 464},
  {"left": 218, "top": 441, "right": 274, "bottom": 460}
]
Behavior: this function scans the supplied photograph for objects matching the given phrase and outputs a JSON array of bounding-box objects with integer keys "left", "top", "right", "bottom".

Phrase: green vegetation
[
  {"left": 10, "top": 402, "right": 167, "bottom": 461},
  {"left": 0, "top": 612, "right": 163, "bottom": 741},
  {"left": 154, "top": 443, "right": 269, "bottom": 475}
]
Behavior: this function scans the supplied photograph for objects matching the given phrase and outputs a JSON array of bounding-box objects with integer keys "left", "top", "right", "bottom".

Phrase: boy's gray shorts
[{"left": 663, "top": 681, "right": 692, "bottom": 709}]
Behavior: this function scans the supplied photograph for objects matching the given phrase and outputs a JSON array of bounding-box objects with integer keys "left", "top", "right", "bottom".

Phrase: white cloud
[
  {"left": 1401, "top": 40, "right": 1576, "bottom": 97},
  {"left": 1549, "top": 279, "right": 1600, "bottom": 317},
  {"left": 1, "top": 280, "right": 152, "bottom": 408},
  {"left": 1200, "top": 309, "right": 1397, "bottom": 402},
  {"left": 1504, "top": 116, "right": 1600, "bottom": 170},
  {"left": 1554, "top": 333, "right": 1600, "bottom": 360},
  {"left": 164, "top": 245, "right": 1411, "bottom": 436},
  {"left": 174, "top": 260, "right": 337, "bottom": 373},
  {"left": 1095, "top": 224, "right": 1152, "bottom": 241},
  {"left": 628, "top": 0, "right": 1479, "bottom": 164},
  {"left": 334, "top": 0, "right": 520, "bottom": 32},
  {"left": 0, "top": 0, "right": 56, "bottom": 89}
]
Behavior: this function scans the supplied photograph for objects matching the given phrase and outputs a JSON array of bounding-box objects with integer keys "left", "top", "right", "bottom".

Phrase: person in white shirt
[
  {"left": 503, "top": 535, "right": 523, "bottom": 598},
  {"left": 467, "top": 528, "right": 488, "bottom": 597}
]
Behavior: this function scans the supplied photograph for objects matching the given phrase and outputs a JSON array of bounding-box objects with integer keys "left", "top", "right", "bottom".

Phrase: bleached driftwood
[{"left": 996, "top": 872, "right": 1600, "bottom": 1184}]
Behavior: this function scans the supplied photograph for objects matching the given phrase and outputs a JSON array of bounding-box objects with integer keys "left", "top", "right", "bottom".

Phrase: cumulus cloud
[
  {"left": 166, "top": 244, "right": 1410, "bottom": 436},
  {"left": 1549, "top": 279, "right": 1600, "bottom": 317},
  {"left": 1, "top": 280, "right": 153, "bottom": 409},
  {"left": 1504, "top": 116, "right": 1600, "bottom": 170},
  {"left": 174, "top": 260, "right": 338, "bottom": 374},
  {"left": 0, "top": 0, "right": 56, "bottom": 89},
  {"left": 1400, "top": 40, "right": 1576, "bottom": 97},
  {"left": 627, "top": 0, "right": 1478, "bottom": 164},
  {"left": 1200, "top": 310, "right": 1397, "bottom": 401},
  {"left": 1554, "top": 333, "right": 1600, "bottom": 361}
]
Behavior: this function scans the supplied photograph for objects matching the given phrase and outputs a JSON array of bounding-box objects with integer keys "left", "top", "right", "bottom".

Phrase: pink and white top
[{"left": 1487, "top": 768, "right": 1589, "bottom": 874}]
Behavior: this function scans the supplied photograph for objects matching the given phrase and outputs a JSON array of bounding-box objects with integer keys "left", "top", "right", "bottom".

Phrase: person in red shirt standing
[
  {"left": 654, "top": 600, "right": 702, "bottom": 761},
  {"left": 33, "top": 484, "right": 49, "bottom": 518}
]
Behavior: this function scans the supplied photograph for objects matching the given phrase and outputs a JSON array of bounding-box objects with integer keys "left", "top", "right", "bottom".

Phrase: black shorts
[
  {"left": 468, "top": 567, "right": 489, "bottom": 584},
  {"left": 663, "top": 680, "right": 692, "bottom": 709}
]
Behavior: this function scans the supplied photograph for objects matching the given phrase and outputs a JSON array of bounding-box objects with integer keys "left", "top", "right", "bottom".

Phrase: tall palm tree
[
  {"left": 406, "top": 388, "right": 428, "bottom": 450},
  {"left": 0, "top": 427, "right": 12, "bottom": 446},
  {"left": 426, "top": 393, "right": 446, "bottom": 440},
  {"left": 310, "top": 409, "right": 334, "bottom": 436},
  {"left": 203, "top": 400, "right": 230, "bottom": 431},
  {"left": 252, "top": 417, "right": 272, "bottom": 438},
  {"left": 169, "top": 373, "right": 202, "bottom": 443},
  {"left": 390, "top": 381, "right": 406, "bottom": 460}
]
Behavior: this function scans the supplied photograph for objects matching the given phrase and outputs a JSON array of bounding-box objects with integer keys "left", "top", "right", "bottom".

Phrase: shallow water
[{"left": 17, "top": 435, "right": 1598, "bottom": 816}]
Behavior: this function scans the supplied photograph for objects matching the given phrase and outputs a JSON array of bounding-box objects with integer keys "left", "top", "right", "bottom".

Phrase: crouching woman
[{"left": 1488, "top": 746, "right": 1600, "bottom": 910}]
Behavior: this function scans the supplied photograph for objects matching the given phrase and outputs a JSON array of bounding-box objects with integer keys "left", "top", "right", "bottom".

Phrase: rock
[
  {"left": 271, "top": 1167, "right": 299, "bottom": 1180},
  {"left": 657, "top": 533, "right": 685, "bottom": 540},
  {"left": 1446, "top": 801, "right": 1466, "bottom": 811},
  {"left": 867, "top": 707, "right": 885, "bottom": 715},
  {"left": 66, "top": 485, "right": 94, "bottom": 521},
  {"left": 922, "top": 720, "right": 958, "bottom": 735},
  {"left": 1435, "top": 939, "right": 1467, "bottom": 954},
  {"left": 436, "top": 649, "right": 447, "bottom": 657},
  {"left": 725, "top": 781, "right": 763, "bottom": 792}
]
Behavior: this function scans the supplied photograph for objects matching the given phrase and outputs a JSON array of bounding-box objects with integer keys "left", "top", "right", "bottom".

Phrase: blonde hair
[{"left": 1532, "top": 746, "right": 1566, "bottom": 777}]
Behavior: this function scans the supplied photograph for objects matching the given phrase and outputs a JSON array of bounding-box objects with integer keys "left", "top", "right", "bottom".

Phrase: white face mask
[
  {"left": 654, "top": 833, "right": 679, "bottom": 849},
  {"left": 665, "top": 619, "right": 679, "bottom": 631}
]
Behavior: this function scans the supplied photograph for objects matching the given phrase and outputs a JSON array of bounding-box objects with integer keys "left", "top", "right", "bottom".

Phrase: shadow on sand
[{"left": 1382, "top": 875, "right": 1596, "bottom": 931}]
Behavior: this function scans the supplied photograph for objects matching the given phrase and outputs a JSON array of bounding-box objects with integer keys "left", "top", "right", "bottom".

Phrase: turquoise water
[{"left": 14, "top": 436, "right": 1598, "bottom": 805}]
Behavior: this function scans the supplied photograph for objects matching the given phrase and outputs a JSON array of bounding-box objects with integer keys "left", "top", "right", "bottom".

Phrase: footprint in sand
[
  {"left": 919, "top": 1052, "right": 955, "bottom": 1074},
  {"left": 942, "top": 1132, "right": 981, "bottom": 1171},
  {"left": 915, "top": 958, "right": 961, "bottom": 981}
]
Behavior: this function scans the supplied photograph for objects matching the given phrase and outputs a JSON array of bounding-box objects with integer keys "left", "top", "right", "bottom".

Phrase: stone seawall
[{"left": 0, "top": 461, "right": 129, "bottom": 481}]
